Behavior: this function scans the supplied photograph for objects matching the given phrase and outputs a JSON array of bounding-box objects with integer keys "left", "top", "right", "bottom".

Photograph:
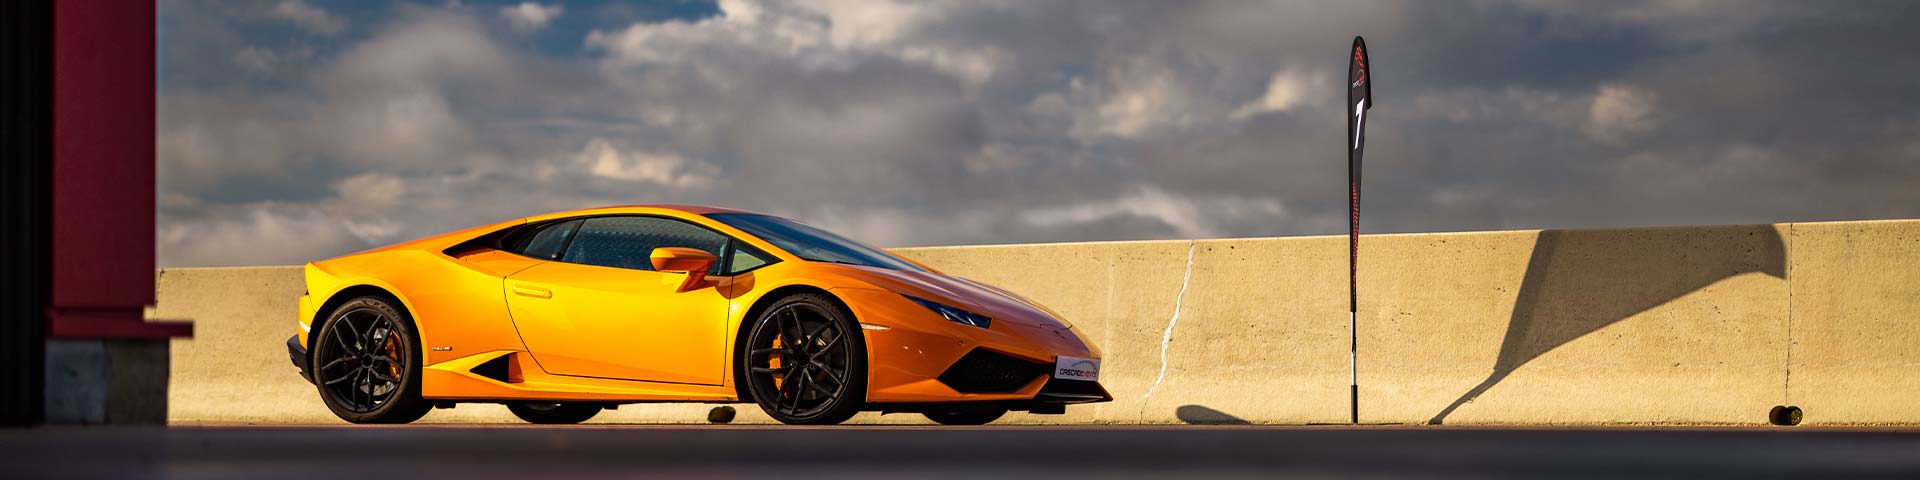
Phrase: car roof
[
  {"left": 604, "top": 204, "right": 766, "bottom": 215},
  {"left": 528, "top": 204, "right": 772, "bottom": 220}
]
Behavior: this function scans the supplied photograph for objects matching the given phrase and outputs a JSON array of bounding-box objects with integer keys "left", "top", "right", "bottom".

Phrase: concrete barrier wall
[
  {"left": 1786, "top": 221, "right": 1920, "bottom": 424},
  {"left": 156, "top": 219, "right": 1920, "bottom": 425}
]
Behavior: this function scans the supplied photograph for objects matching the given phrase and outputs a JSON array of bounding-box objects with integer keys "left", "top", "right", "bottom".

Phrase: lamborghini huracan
[{"left": 286, "top": 205, "right": 1109, "bottom": 425}]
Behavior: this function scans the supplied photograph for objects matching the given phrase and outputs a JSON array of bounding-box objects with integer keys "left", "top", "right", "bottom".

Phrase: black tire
[
  {"left": 924, "top": 406, "right": 1008, "bottom": 425},
  {"left": 311, "top": 296, "right": 432, "bottom": 424},
  {"left": 742, "top": 293, "right": 867, "bottom": 425},
  {"left": 507, "top": 402, "right": 602, "bottom": 424}
]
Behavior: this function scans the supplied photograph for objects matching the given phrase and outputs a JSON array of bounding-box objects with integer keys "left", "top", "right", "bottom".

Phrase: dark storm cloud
[{"left": 156, "top": 0, "right": 1920, "bottom": 266}]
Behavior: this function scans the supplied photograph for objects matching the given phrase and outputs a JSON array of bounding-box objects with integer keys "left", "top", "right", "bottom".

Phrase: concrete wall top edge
[
  {"left": 899, "top": 219, "right": 1920, "bottom": 252},
  {"left": 158, "top": 265, "right": 304, "bottom": 272},
  {"left": 1782, "top": 218, "right": 1920, "bottom": 228}
]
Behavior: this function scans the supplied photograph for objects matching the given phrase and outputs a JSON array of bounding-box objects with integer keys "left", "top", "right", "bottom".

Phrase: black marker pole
[{"left": 1346, "top": 36, "right": 1372, "bottom": 426}]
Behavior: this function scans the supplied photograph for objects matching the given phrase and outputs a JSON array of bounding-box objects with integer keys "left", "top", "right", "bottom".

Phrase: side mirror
[{"left": 650, "top": 247, "right": 717, "bottom": 292}]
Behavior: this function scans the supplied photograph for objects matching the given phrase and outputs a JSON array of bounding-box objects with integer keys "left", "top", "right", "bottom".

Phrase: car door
[{"left": 503, "top": 215, "right": 733, "bottom": 385}]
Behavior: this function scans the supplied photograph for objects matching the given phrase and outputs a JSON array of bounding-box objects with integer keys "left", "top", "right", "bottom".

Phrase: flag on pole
[{"left": 1346, "top": 35, "right": 1372, "bottom": 425}]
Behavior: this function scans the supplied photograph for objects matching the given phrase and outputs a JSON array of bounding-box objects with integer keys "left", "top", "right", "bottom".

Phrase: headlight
[{"left": 904, "top": 295, "right": 992, "bottom": 329}]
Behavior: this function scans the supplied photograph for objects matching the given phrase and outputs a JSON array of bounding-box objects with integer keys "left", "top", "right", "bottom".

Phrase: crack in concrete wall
[
  {"left": 1143, "top": 240, "right": 1197, "bottom": 400},
  {"left": 1783, "top": 223, "right": 1795, "bottom": 406}
]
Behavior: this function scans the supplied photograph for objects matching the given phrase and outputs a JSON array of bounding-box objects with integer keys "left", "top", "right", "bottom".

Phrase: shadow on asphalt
[{"left": 1176, "top": 405, "right": 1251, "bottom": 425}]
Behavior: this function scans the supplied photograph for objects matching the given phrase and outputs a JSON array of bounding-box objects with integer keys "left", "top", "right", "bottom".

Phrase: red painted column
[{"left": 47, "top": 0, "right": 188, "bottom": 339}]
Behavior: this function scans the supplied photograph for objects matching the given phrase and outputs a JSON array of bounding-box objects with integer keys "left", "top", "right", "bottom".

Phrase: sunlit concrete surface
[
  {"left": 5, "top": 425, "right": 1920, "bottom": 478},
  {"left": 154, "top": 219, "right": 1920, "bottom": 425}
]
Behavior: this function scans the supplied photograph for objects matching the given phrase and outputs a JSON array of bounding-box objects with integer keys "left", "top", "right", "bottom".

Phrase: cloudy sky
[{"left": 157, "top": 0, "right": 1920, "bottom": 266}]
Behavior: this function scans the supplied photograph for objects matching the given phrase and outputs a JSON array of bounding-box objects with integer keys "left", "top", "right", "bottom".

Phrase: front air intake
[{"left": 937, "top": 349, "right": 1050, "bottom": 393}]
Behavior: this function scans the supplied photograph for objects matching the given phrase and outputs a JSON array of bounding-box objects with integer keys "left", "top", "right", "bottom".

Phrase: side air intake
[{"left": 471, "top": 354, "right": 513, "bottom": 383}]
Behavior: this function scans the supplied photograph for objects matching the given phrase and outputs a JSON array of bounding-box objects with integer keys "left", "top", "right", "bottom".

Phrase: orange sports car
[{"left": 286, "top": 205, "right": 1109, "bottom": 425}]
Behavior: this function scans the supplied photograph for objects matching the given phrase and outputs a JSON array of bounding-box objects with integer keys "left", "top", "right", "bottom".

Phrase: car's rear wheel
[
  {"left": 311, "top": 296, "right": 431, "bottom": 424},
  {"left": 506, "top": 402, "right": 601, "bottom": 424},
  {"left": 743, "top": 294, "right": 866, "bottom": 425},
  {"left": 924, "top": 406, "right": 1008, "bottom": 425}
]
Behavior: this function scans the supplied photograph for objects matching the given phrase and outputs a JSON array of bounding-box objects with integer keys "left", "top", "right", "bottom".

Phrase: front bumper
[
  {"left": 287, "top": 335, "right": 312, "bottom": 384},
  {"left": 833, "top": 288, "right": 1111, "bottom": 407},
  {"left": 936, "top": 348, "right": 1112, "bottom": 408}
]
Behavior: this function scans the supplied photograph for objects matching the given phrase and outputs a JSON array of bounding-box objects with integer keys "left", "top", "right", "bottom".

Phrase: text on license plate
[{"left": 1054, "top": 356, "right": 1100, "bottom": 381}]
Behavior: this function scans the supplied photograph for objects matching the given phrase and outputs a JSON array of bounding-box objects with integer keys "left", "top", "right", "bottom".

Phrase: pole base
[{"left": 1350, "top": 384, "right": 1359, "bottom": 424}]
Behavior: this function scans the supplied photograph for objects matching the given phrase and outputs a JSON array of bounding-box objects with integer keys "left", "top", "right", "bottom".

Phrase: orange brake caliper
[
  {"left": 383, "top": 334, "right": 401, "bottom": 377},
  {"left": 771, "top": 338, "right": 786, "bottom": 390}
]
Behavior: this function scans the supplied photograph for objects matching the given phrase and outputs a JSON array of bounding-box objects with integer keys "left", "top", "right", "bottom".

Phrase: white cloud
[
  {"left": 1585, "top": 84, "right": 1658, "bottom": 145},
  {"left": 586, "top": 0, "right": 1000, "bottom": 86},
  {"left": 1070, "top": 62, "right": 1202, "bottom": 140},
  {"left": 327, "top": 90, "right": 469, "bottom": 166},
  {"left": 1232, "top": 69, "right": 1329, "bottom": 119},
  {"left": 315, "top": 13, "right": 510, "bottom": 167},
  {"left": 1088, "top": 73, "right": 1186, "bottom": 138},
  {"left": 333, "top": 173, "right": 408, "bottom": 206},
  {"left": 586, "top": 1, "right": 827, "bottom": 68},
  {"left": 1020, "top": 186, "right": 1285, "bottom": 239},
  {"left": 574, "top": 139, "right": 718, "bottom": 188},
  {"left": 158, "top": 92, "right": 319, "bottom": 192},
  {"left": 271, "top": 0, "right": 347, "bottom": 35},
  {"left": 500, "top": 2, "right": 563, "bottom": 33},
  {"left": 324, "top": 13, "right": 508, "bottom": 86},
  {"left": 343, "top": 218, "right": 405, "bottom": 245}
]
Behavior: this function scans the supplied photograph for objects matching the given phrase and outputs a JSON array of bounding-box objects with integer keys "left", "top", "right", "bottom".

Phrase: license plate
[{"left": 1054, "top": 356, "right": 1100, "bottom": 381}]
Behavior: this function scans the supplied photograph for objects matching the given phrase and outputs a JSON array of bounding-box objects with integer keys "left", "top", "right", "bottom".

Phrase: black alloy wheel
[
  {"left": 312, "top": 296, "right": 431, "bottom": 424},
  {"left": 743, "top": 294, "right": 867, "bottom": 425},
  {"left": 507, "top": 402, "right": 602, "bottom": 424}
]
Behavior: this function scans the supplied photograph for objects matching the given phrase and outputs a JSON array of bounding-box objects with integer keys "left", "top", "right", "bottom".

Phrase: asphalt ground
[{"left": 3, "top": 425, "right": 1918, "bottom": 479}]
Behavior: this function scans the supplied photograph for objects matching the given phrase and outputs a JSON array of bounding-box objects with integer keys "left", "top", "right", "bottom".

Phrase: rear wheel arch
[{"left": 730, "top": 285, "right": 859, "bottom": 401}]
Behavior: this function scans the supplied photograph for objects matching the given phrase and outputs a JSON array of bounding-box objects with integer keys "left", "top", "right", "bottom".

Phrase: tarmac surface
[{"left": 4, "top": 424, "right": 1919, "bottom": 478}]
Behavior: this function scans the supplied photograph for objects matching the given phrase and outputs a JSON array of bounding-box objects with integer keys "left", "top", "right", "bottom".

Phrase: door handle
[{"left": 512, "top": 285, "right": 552, "bottom": 299}]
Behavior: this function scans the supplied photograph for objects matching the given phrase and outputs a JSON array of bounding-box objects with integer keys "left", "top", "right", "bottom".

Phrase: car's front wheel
[
  {"left": 506, "top": 402, "right": 602, "bottom": 424},
  {"left": 743, "top": 294, "right": 867, "bottom": 425},
  {"left": 311, "top": 296, "right": 431, "bottom": 424}
]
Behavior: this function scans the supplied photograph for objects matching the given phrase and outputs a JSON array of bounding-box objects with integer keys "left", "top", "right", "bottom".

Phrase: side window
[
  {"left": 513, "top": 220, "right": 580, "bottom": 260},
  {"left": 562, "top": 216, "right": 728, "bottom": 271},
  {"left": 728, "top": 243, "right": 774, "bottom": 274}
]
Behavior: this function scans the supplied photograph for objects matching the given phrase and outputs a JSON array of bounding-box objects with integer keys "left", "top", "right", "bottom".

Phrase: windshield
[{"left": 707, "top": 213, "right": 927, "bottom": 272}]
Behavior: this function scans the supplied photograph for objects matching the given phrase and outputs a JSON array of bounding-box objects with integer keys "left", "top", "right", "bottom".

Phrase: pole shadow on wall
[{"left": 1427, "top": 226, "right": 1786, "bottom": 424}]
